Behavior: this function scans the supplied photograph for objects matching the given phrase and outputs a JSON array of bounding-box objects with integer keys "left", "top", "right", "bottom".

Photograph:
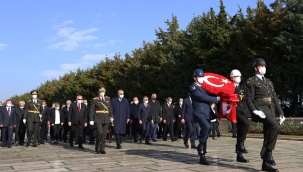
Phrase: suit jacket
[
  {"left": 41, "top": 105, "right": 49, "bottom": 124},
  {"left": 235, "top": 84, "right": 252, "bottom": 118},
  {"left": 162, "top": 103, "right": 175, "bottom": 124},
  {"left": 24, "top": 99, "right": 43, "bottom": 122},
  {"left": 174, "top": 104, "right": 182, "bottom": 120},
  {"left": 149, "top": 100, "right": 162, "bottom": 123},
  {"left": 0, "top": 107, "right": 16, "bottom": 127},
  {"left": 68, "top": 103, "right": 87, "bottom": 125},
  {"left": 130, "top": 103, "right": 140, "bottom": 119},
  {"left": 62, "top": 106, "right": 70, "bottom": 122},
  {"left": 138, "top": 103, "right": 152, "bottom": 122},
  {"left": 50, "top": 109, "right": 64, "bottom": 124},
  {"left": 189, "top": 83, "right": 218, "bottom": 120},
  {"left": 15, "top": 107, "right": 25, "bottom": 125},
  {"left": 182, "top": 97, "right": 193, "bottom": 122}
]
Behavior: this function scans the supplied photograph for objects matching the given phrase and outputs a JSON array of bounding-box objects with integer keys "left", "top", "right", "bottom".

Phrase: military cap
[
  {"left": 30, "top": 90, "right": 38, "bottom": 95},
  {"left": 98, "top": 87, "right": 106, "bottom": 92}
]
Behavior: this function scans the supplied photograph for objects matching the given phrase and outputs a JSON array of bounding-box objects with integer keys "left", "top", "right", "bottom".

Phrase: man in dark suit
[
  {"left": 0, "top": 99, "right": 16, "bottom": 148},
  {"left": 174, "top": 98, "right": 184, "bottom": 140},
  {"left": 190, "top": 69, "right": 220, "bottom": 165},
  {"left": 162, "top": 97, "right": 176, "bottom": 142},
  {"left": 149, "top": 93, "right": 162, "bottom": 142},
  {"left": 83, "top": 99, "right": 90, "bottom": 144},
  {"left": 111, "top": 89, "right": 130, "bottom": 149},
  {"left": 138, "top": 96, "right": 153, "bottom": 145},
  {"left": 130, "top": 97, "right": 140, "bottom": 143},
  {"left": 39, "top": 100, "right": 49, "bottom": 144},
  {"left": 62, "top": 100, "right": 71, "bottom": 143},
  {"left": 15, "top": 101, "right": 26, "bottom": 146},
  {"left": 68, "top": 95, "right": 88, "bottom": 148},
  {"left": 23, "top": 90, "right": 43, "bottom": 147},
  {"left": 182, "top": 95, "right": 196, "bottom": 149},
  {"left": 89, "top": 87, "right": 112, "bottom": 154}
]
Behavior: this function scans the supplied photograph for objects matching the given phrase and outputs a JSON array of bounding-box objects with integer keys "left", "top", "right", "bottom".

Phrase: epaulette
[
  {"left": 93, "top": 97, "right": 98, "bottom": 100},
  {"left": 28, "top": 100, "right": 32, "bottom": 102},
  {"left": 246, "top": 77, "right": 254, "bottom": 85}
]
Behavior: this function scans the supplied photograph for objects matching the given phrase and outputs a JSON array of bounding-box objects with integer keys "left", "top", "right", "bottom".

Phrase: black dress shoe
[
  {"left": 152, "top": 139, "right": 157, "bottom": 142},
  {"left": 191, "top": 145, "right": 197, "bottom": 149},
  {"left": 33, "top": 144, "right": 37, "bottom": 147},
  {"left": 163, "top": 139, "right": 167, "bottom": 141},
  {"left": 26, "top": 142, "right": 30, "bottom": 147},
  {"left": 78, "top": 146, "right": 84, "bottom": 149},
  {"left": 237, "top": 153, "right": 249, "bottom": 163},
  {"left": 134, "top": 140, "right": 138, "bottom": 143},
  {"left": 40, "top": 142, "right": 45, "bottom": 144},
  {"left": 262, "top": 161, "right": 279, "bottom": 172},
  {"left": 145, "top": 141, "right": 151, "bottom": 145},
  {"left": 139, "top": 140, "right": 142, "bottom": 144},
  {"left": 184, "top": 144, "right": 189, "bottom": 148},
  {"left": 117, "top": 145, "right": 122, "bottom": 149},
  {"left": 200, "top": 155, "right": 211, "bottom": 165},
  {"left": 171, "top": 138, "right": 176, "bottom": 142},
  {"left": 100, "top": 150, "right": 106, "bottom": 154},
  {"left": 45, "top": 138, "right": 48, "bottom": 141},
  {"left": 7, "top": 145, "right": 12, "bottom": 148},
  {"left": 70, "top": 143, "right": 74, "bottom": 147}
]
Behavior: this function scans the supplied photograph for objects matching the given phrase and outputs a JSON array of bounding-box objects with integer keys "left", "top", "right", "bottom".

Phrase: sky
[{"left": 0, "top": 0, "right": 272, "bottom": 102}]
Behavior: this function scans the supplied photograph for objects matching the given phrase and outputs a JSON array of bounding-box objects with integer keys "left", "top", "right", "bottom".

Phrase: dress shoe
[
  {"left": 262, "top": 161, "right": 279, "bottom": 172},
  {"left": 200, "top": 155, "right": 211, "bottom": 165},
  {"left": 100, "top": 150, "right": 106, "bottom": 154},
  {"left": 134, "top": 140, "right": 138, "bottom": 143},
  {"left": 78, "top": 146, "right": 84, "bottom": 149},
  {"left": 64, "top": 140, "right": 67, "bottom": 143},
  {"left": 33, "top": 144, "right": 37, "bottom": 147},
  {"left": 75, "top": 142, "right": 78, "bottom": 145},
  {"left": 45, "top": 138, "right": 48, "bottom": 141},
  {"left": 237, "top": 153, "right": 249, "bottom": 163},
  {"left": 40, "top": 142, "right": 45, "bottom": 144},
  {"left": 212, "top": 137, "right": 217, "bottom": 140},
  {"left": 70, "top": 143, "right": 74, "bottom": 147},
  {"left": 139, "top": 140, "right": 142, "bottom": 144},
  {"left": 152, "top": 139, "right": 157, "bottom": 142},
  {"left": 171, "top": 138, "right": 176, "bottom": 142},
  {"left": 217, "top": 134, "right": 221, "bottom": 137},
  {"left": 15, "top": 143, "right": 19, "bottom": 146},
  {"left": 7, "top": 145, "right": 12, "bottom": 148},
  {"left": 20, "top": 143, "right": 24, "bottom": 146},
  {"left": 191, "top": 145, "right": 197, "bottom": 149},
  {"left": 184, "top": 144, "right": 189, "bottom": 148},
  {"left": 25, "top": 142, "right": 30, "bottom": 147},
  {"left": 117, "top": 145, "right": 122, "bottom": 149},
  {"left": 163, "top": 139, "right": 167, "bottom": 141},
  {"left": 145, "top": 141, "right": 151, "bottom": 145}
]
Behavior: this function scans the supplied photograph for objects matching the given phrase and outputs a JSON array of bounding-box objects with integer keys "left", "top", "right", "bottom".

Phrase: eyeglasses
[{"left": 77, "top": 99, "right": 83, "bottom": 100}]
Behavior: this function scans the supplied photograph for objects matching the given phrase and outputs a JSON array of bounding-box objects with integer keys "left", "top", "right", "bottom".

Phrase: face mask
[
  {"left": 197, "top": 77, "right": 204, "bottom": 84},
  {"left": 20, "top": 106, "right": 24, "bottom": 109},
  {"left": 168, "top": 102, "right": 172, "bottom": 105},
  {"left": 77, "top": 100, "right": 83, "bottom": 104},
  {"left": 144, "top": 100, "right": 148, "bottom": 104},
  {"left": 32, "top": 95, "right": 37, "bottom": 99},
  {"left": 52, "top": 106, "right": 55, "bottom": 108},
  {"left": 179, "top": 102, "right": 183, "bottom": 105},
  {"left": 134, "top": 101, "right": 139, "bottom": 104},
  {"left": 0, "top": 104, "right": 2, "bottom": 106},
  {"left": 55, "top": 107, "right": 59, "bottom": 110},
  {"left": 100, "top": 92, "right": 105, "bottom": 97},
  {"left": 119, "top": 94, "right": 124, "bottom": 99},
  {"left": 211, "top": 105, "right": 215, "bottom": 108},
  {"left": 84, "top": 103, "right": 88, "bottom": 106},
  {"left": 152, "top": 98, "right": 156, "bottom": 101},
  {"left": 6, "top": 103, "right": 12, "bottom": 107},
  {"left": 233, "top": 76, "right": 241, "bottom": 84},
  {"left": 258, "top": 67, "right": 266, "bottom": 75}
]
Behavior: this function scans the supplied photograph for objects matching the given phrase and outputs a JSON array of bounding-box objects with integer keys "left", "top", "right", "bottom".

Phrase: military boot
[
  {"left": 197, "top": 142, "right": 211, "bottom": 165},
  {"left": 262, "top": 161, "right": 279, "bottom": 172},
  {"left": 262, "top": 150, "right": 276, "bottom": 166},
  {"left": 237, "top": 153, "right": 249, "bottom": 163},
  {"left": 235, "top": 142, "right": 248, "bottom": 154}
]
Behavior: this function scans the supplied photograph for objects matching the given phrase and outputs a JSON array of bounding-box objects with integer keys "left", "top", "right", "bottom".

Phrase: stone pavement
[{"left": 0, "top": 136, "right": 302, "bottom": 172}]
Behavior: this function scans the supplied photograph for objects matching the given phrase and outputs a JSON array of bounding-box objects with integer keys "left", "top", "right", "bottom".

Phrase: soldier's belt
[
  {"left": 255, "top": 97, "right": 272, "bottom": 102},
  {"left": 95, "top": 110, "right": 109, "bottom": 114},
  {"left": 28, "top": 110, "right": 40, "bottom": 114}
]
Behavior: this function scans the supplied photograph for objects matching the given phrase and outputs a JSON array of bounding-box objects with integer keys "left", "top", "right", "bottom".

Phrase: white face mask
[
  {"left": 144, "top": 100, "right": 148, "bottom": 104},
  {"left": 84, "top": 103, "right": 88, "bottom": 106},
  {"left": 55, "top": 107, "right": 59, "bottom": 110},
  {"left": 168, "top": 102, "right": 172, "bottom": 105},
  {"left": 233, "top": 76, "right": 241, "bottom": 84},
  {"left": 258, "top": 67, "right": 266, "bottom": 75},
  {"left": 20, "top": 106, "right": 24, "bottom": 109},
  {"left": 197, "top": 77, "right": 204, "bottom": 84},
  {"left": 119, "top": 94, "right": 124, "bottom": 99},
  {"left": 77, "top": 100, "right": 83, "bottom": 104},
  {"left": 211, "top": 105, "right": 215, "bottom": 108},
  {"left": 179, "top": 102, "right": 183, "bottom": 105},
  {"left": 134, "top": 100, "right": 139, "bottom": 104},
  {"left": 32, "top": 95, "right": 37, "bottom": 99},
  {"left": 100, "top": 92, "right": 105, "bottom": 97},
  {"left": 6, "top": 103, "right": 12, "bottom": 107}
]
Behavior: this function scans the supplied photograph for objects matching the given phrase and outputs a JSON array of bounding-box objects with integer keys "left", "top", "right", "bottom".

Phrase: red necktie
[
  {"left": 145, "top": 104, "right": 148, "bottom": 109},
  {"left": 168, "top": 104, "right": 170, "bottom": 108},
  {"left": 78, "top": 104, "right": 80, "bottom": 112}
]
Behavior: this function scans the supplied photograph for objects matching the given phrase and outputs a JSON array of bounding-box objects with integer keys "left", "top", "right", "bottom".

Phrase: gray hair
[
  {"left": 66, "top": 100, "right": 71, "bottom": 104},
  {"left": 19, "top": 101, "right": 25, "bottom": 104}
]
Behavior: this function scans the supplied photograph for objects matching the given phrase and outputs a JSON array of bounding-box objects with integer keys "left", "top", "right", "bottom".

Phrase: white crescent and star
[{"left": 204, "top": 75, "right": 231, "bottom": 88}]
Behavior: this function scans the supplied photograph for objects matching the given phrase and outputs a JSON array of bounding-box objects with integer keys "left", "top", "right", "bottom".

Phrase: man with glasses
[{"left": 68, "top": 95, "right": 88, "bottom": 148}]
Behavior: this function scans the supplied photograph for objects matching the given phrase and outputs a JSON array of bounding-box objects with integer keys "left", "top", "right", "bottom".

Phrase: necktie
[
  {"left": 8, "top": 107, "right": 10, "bottom": 116},
  {"left": 262, "top": 77, "right": 267, "bottom": 85},
  {"left": 168, "top": 104, "right": 170, "bottom": 108},
  {"left": 78, "top": 104, "right": 80, "bottom": 112},
  {"left": 145, "top": 104, "right": 148, "bottom": 109}
]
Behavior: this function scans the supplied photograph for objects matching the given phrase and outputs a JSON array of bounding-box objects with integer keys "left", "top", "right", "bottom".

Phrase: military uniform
[
  {"left": 90, "top": 95, "right": 112, "bottom": 153},
  {"left": 247, "top": 75, "right": 283, "bottom": 153},
  {"left": 24, "top": 91, "right": 43, "bottom": 147}
]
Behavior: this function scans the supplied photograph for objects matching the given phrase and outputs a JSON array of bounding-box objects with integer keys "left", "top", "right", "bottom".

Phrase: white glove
[
  {"left": 279, "top": 116, "right": 285, "bottom": 125},
  {"left": 89, "top": 121, "right": 94, "bottom": 125},
  {"left": 110, "top": 117, "right": 114, "bottom": 122},
  {"left": 23, "top": 119, "right": 26, "bottom": 124},
  {"left": 217, "top": 96, "right": 220, "bottom": 101},
  {"left": 253, "top": 110, "right": 266, "bottom": 119},
  {"left": 39, "top": 114, "right": 42, "bottom": 118},
  {"left": 210, "top": 119, "right": 216, "bottom": 122}
]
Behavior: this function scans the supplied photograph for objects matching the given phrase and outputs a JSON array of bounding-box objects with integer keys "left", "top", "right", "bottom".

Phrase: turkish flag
[{"left": 201, "top": 73, "right": 235, "bottom": 95}]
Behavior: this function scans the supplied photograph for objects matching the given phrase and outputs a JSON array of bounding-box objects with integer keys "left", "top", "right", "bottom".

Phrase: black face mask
[{"left": 152, "top": 98, "right": 156, "bottom": 100}]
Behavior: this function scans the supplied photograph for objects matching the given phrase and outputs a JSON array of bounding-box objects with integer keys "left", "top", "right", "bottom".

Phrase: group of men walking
[{"left": 0, "top": 58, "right": 285, "bottom": 171}]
